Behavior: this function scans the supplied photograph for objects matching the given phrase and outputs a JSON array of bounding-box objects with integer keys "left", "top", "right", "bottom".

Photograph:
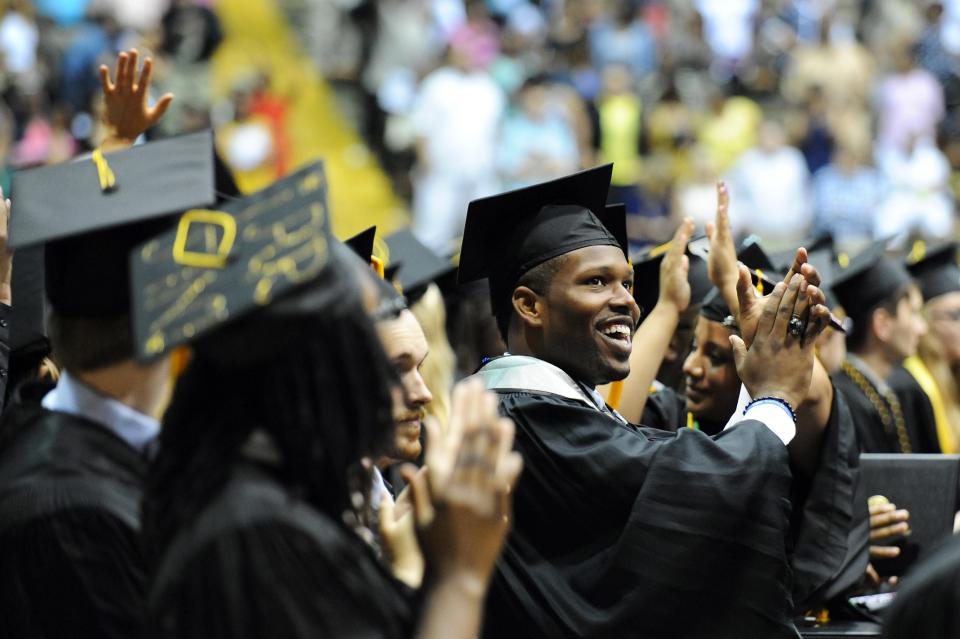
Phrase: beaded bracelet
[{"left": 744, "top": 396, "right": 798, "bottom": 424}]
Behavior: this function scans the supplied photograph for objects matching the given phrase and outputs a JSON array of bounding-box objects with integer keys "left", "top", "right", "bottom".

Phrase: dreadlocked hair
[{"left": 142, "top": 291, "right": 397, "bottom": 561}]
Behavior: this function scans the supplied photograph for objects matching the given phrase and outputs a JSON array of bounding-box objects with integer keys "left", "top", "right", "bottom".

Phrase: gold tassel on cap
[{"left": 91, "top": 148, "right": 117, "bottom": 192}]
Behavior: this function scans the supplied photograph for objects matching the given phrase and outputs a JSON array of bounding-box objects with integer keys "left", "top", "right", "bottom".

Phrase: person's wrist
[
  {"left": 745, "top": 384, "right": 803, "bottom": 411},
  {"left": 426, "top": 566, "right": 488, "bottom": 600},
  {"left": 652, "top": 295, "right": 683, "bottom": 318}
]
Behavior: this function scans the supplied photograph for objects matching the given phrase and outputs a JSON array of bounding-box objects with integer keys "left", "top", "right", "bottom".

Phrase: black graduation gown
[
  {"left": 887, "top": 365, "right": 941, "bottom": 454},
  {"left": 642, "top": 385, "right": 870, "bottom": 613},
  {"left": 833, "top": 366, "right": 932, "bottom": 454},
  {"left": 881, "top": 534, "right": 960, "bottom": 638},
  {"left": 145, "top": 462, "right": 415, "bottom": 639},
  {"left": 476, "top": 357, "right": 797, "bottom": 639},
  {"left": 0, "top": 302, "right": 11, "bottom": 416},
  {"left": 0, "top": 385, "right": 147, "bottom": 639}
]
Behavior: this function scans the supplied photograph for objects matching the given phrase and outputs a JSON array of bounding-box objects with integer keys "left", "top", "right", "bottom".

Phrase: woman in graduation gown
[
  {"left": 642, "top": 285, "right": 868, "bottom": 615},
  {"left": 141, "top": 233, "right": 522, "bottom": 638}
]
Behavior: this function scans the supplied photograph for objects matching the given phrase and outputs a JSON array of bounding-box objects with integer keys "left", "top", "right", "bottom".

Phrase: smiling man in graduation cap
[{"left": 460, "top": 165, "right": 837, "bottom": 638}]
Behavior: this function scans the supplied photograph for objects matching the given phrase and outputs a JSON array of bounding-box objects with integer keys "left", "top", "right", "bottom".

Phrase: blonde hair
[
  {"left": 410, "top": 284, "right": 455, "bottom": 429},
  {"left": 917, "top": 331, "right": 960, "bottom": 449}
]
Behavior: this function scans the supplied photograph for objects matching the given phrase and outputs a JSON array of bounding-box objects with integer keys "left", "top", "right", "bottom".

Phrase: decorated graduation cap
[
  {"left": 10, "top": 131, "right": 220, "bottom": 318},
  {"left": 130, "top": 161, "right": 332, "bottom": 362},
  {"left": 384, "top": 228, "right": 456, "bottom": 302},
  {"left": 632, "top": 235, "right": 712, "bottom": 322},
  {"left": 458, "top": 164, "right": 619, "bottom": 313},
  {"left": 830, "top": 239, "right": 913, "bottom": 316},
  {"left": 906, "top": 242, "right": 960, "bottom": 303}
]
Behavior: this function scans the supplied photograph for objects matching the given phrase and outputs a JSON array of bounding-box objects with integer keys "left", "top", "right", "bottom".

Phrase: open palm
[{"left": 100, "top": 49, "right": 173, "bottom": 146}]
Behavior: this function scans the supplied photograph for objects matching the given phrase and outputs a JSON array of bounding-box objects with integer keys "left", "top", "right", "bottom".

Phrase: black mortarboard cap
[
  {"left": 10, "top": 131, "right": 219, "bottom": 317},
  {"left": 906, "top": 243, "right": 960, "bottom": 302},
  {"left": 9, "top": 245, "right": 48, "bottom": 353},
  {"left": 632, "top": 236, "right": 712, "bottom": 322},
  {"left": 458, "top": 165, "right": 617, "bottom": 313},
  {"left": 830, "top": 240, "right": 914, "bottom": 316},
  {"left": 700, "top": 287, "right": 730, "bottom": 324},
  {"left": 345, "top": 226, "right": 376, "bottom": 261},
  {"left": 130, "top": 161, "right": 332, "bottom": 361},
  {"left": 737, "top": 236, "right": 779, "bottom": 275},
  {"left": 384, "top": 228, "right": 455, "bottom": 301}
]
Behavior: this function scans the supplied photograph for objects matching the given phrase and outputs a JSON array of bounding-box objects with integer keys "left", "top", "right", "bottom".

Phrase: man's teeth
[{"left": 602, "top": 324, "right": 631, "bottom": 338}]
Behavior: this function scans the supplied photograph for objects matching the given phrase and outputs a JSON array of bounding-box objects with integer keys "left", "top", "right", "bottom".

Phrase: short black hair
[
  {"left": 846, "top": 283, "right": 913, "bottom": 353},
  {"left": 48, "top": 311, "right": 135, "bottom": 372},
  {"left": 494, "top": 253, "right": 569, "bottom": 342}
]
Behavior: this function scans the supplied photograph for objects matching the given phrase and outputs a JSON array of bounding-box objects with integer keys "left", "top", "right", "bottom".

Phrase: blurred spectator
[
  {"left": 875, "top": 135, "right": 955, "bottom": 243},
  {"left": 917, "top": 1, "right": 960, "bottom": 109},
  {"left": 448, "top": 0, "right": 499, "bottom": 71},
  {"left": 0, "top": 2, "right": 37, "bottom": 78},
  {"left": 697, "top": 89, "right": 762, "bottom": 171},
  {"left": 410, "top": 40, "right": 504, "bottom": 253},
  {"left": 795, "top": 86, "right": 834, "bottom": 174},
  {"left": 587, "top": 3, "right": 657, "bottom": 83},
  {"left": 595, "top": 64, "right": 643, "bottom": 213},
  {"left": 811, "top": 142, "right": 885, "bottom": 248},
  {"left": 695, "top": 0, "right": 761, "bottom": 66},
  {"left": 672, "top": 146, "right": 720, "bottom": 229},
  {"left": 496, "top": 75, "right": 578, "bottom": 190},
  {"left": 216, "top": 78, "right": 278, "bottom": 193},
  {"left": 781, "top": 15, "right": 875, "bottom": 112},
  {"left": 155, "top": 0, "right": 224, "bottom": 137},
  {"left": 876, "top": 45, "right": 945, "bottom": 152},
  {"left": 727, "top": 119, "right": 812, "bottom": 248}
]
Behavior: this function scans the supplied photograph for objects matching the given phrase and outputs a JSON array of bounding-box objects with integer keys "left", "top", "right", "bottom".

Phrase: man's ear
[
  {"left": 872, "top": 307, "right": 893, "bottom": 343},
  {"left": 512, "top": 286, "right": 544, "bottom": 329}
]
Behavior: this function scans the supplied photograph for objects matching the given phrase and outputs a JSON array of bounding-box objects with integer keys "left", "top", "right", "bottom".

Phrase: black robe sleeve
[
  {"left": 640, "top": 385, "right": 686, "bottom": 432},
  {"left": 790, "top": 386, "right": 870, "bottom": 611},
  {"left": 0, "top": 303, "right": 10, "bottom": 416},
  {"left": 887, "top": 365, "right": 941, "bottom": 454},
  {"left": 0, "top": 503, "right": 146, "bottom": 639},
  {"left": 483, "top": 391, "right": 798, "bottom": 639},
  {"left": 881, "top": 535, "right": 960, "bottom": 638}
]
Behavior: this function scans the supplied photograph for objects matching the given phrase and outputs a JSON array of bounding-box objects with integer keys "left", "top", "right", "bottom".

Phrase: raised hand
[
  {"left": 405, "top": 379, "right": 522, "bottom": 587},
  {"left": 705, "top": 182, "right": 738, "bottom": 296},
  {"left": 379, "top": 489, "right": 425, "bottom": 588},
  {"left": 730, "top": 267, "right": 831, "bottom": 410},
  {"left": 99, "top": 49, "right": 173, "bottom": 150},
  {"left": 658, "top": 218, "right": 693, "bottom": 314},
  {"left": 0, "top": 187, "right": 11, "bottom": 306},
  {"left": 735, "top": 248, "right": 827, "bottom": 349}
]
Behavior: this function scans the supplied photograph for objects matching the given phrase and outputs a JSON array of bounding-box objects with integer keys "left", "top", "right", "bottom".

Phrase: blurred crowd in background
[{"left": 4, "top": 0, "right": 960, "bottom": 256}]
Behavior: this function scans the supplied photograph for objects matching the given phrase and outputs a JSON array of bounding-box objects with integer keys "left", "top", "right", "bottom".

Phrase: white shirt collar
[{"left": 41, "top": 370, "right": 160, "bottom": 453}]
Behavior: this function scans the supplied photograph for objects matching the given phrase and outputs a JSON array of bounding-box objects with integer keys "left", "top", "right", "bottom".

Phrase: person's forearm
[
  {"left": 789, "top": 358, "right": 833, "bottom": 477},
  {"left": 616, "top": 300, "right": 680, "bottom": 423},
  {"left": 415, "top": 571, "right": 487, "bottom": 639}
]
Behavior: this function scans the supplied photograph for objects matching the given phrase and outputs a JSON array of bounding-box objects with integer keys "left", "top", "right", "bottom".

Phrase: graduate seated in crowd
[
  {"left": 138, "top": 167, "right": 521, "bottom": 638},
  {"left": 0, "top": 51, "right": 207, "bottom": 639},
  {"left": 901, "top": 242, "right": 960, "bottom": 454},
  {"left": 619, "top": 186, "right": 868, "bottom": 618},
  {"left": 829, "top": 241, "right": 937, "bottom": 454},
  {"left": 458, "top": 165, "right": 839, "bottom": 638}
]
